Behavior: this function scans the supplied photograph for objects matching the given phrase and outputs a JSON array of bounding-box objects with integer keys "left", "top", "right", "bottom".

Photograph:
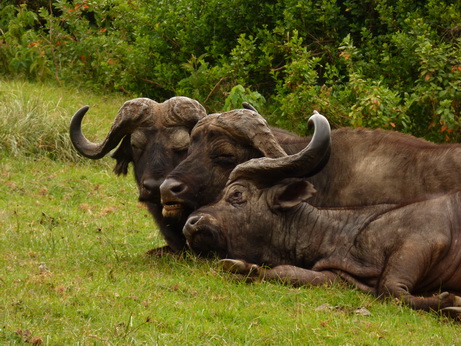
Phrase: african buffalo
[
  {"left": 69, "top": 97, "right": 206, "bottom": 253},
  {"left": 183, "top": 113, "right": 461, "bottom": 315},
  {"left": 160, "top": 108, "right": 290, "bottom": 219},
  {"left": 160, "top": 107, "right": 461, "bottom": 248}
]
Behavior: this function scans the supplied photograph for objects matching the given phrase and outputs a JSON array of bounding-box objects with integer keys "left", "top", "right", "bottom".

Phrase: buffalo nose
[
  {"left": 160, "top": 177, "right": 187, "bottom": 199},
  {"left": 143, "top": 178, "right": 163, "bottom": 193},
  {"left": 183, "top": 215, "right": 203, "bottom": 238}
]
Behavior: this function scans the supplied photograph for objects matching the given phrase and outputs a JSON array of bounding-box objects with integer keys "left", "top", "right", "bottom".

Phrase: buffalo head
[
  {"left": 159, "top": 108, "right": 292, "bottom": 222},
  {"left": 70, "top": 97, "right": 206, "bottom": 252}
]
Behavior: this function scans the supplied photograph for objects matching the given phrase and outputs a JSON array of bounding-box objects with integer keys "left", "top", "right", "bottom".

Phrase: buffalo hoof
[
  {"left": 454, "top": 295, "right": 461, "bottom": 307},
  {"left": 218, "top": 259, "right": 259, "bottom": 275},
  {"left": 441, "top": 307, "right": 461, "bottom": 320},
  {"left": 438, "top": 292, "right": 461, "bottom": 307}
]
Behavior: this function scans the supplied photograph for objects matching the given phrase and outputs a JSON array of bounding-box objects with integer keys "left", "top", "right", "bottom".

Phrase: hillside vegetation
[{"left": 1, "top": 0, "right": 460, "bottom": 141}]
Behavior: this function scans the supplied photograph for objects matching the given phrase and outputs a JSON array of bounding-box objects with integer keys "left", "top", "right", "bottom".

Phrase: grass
[
  {"left": 0, "top": 78, "right": 128, "bottom": 160},
  {"left": 1, "top": 79, "right": 460, "bottom": 344}
]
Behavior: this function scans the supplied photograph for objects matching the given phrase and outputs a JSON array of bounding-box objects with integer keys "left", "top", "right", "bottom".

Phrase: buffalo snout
[
  {"left": 183, "top": 215, "right": 204, "bottom": 240},
  {"left": 160, "top": 177, "right": 188, "bottom": 199},
  {"left": 160, "top": 177, "right": 190, "bottom": 218},
  {"left": 183, "top": 213, "right": 227, "bottom": 257},
  {"left": 138, "top": 177, "right": 163, "bottom": 202}
]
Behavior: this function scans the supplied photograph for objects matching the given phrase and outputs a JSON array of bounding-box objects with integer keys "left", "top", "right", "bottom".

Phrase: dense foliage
[{"left": 1, "top": 0, "right": 460, "bottom": 141}]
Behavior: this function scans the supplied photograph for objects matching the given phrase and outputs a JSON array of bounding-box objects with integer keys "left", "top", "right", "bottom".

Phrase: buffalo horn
[
  {"left": 164, "top": 96, "right": 207, "bottom": 127},
  {"left": 242, "top": 102, "right": 258, "bottom": 112},
  {"left": 69, "top": 98, "right": 157, "bottom": 159},
  {"left": 247, "top": 114, "right": 288, "bottom": 158},
  {"left": 214, "top": 109, "right": 287, "bottom": 158},
  {"left": 240, "top": 102, "right": 288, "bottom": 157},
  {"left": 69, "top": 97, "right": 206, "bottom": 160},
  {"left": 242, "top": 107, "right": 288, "bottom": 158},
  {"left": 228, "top": 111, "right": 331, "bottom": 185}
]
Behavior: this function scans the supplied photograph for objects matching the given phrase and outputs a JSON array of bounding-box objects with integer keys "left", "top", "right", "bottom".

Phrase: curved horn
[
  {"left": 242, "top": 102, "right": 258, "bottom": 112},
  {"left": 212, "top": 109, "right": 287, "bottom": 158},
  {"left": 228, "top": 111, "right": 331, "bottom": 185},
  {"left": 69, "top": 98, "right": 158, "bottom": 159}
]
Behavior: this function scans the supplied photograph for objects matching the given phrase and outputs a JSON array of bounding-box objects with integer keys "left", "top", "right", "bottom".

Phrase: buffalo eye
[
  {"left": 173, "top": 146, "right": 188, "bottom": 156},
  {"left": 228, "top": 190, "right": 245, "bottom": 206},
  {"left": 211, "top": 153, "right": 236, "bottom": 166}
]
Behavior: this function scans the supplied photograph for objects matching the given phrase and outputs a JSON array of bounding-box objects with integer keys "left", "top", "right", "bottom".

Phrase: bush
[{"left": 0, "top": 0, "right": 460, "bottom": 141}]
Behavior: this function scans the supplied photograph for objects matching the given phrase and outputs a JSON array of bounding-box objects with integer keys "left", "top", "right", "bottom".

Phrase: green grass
[
  {"left": 1, "top": 80, "right": 460, "bottom": 344},
  {"left": 0, "top": 78, "right": 128, "bottom": 160}
]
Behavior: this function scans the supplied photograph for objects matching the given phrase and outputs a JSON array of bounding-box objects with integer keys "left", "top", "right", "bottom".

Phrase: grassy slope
[{"left": 0, "top": 80, "right": 460, "bottom": 344}]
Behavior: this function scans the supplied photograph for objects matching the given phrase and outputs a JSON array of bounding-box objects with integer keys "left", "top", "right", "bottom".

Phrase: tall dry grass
[{"left": 0, "top": 79, "right": 128, "bottom": 161}]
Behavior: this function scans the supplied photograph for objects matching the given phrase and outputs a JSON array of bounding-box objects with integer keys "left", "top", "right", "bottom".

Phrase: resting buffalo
[
  {"left": 160, "top": 107, "right": 461, "bottom": 245},
  {"left": 160, "top": 108, "right": 289, "bottom": 219},
  {"left": 183, "top": 113, "right": 461, "bottom": 315},
  {"left": 69, "top": 97, "right": 206, "bottom": 253}
]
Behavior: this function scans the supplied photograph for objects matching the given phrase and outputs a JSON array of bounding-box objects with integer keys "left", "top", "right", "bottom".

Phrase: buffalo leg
[
  {"left": 376, "top": 242, "right": 461, "bottom": 312},
  {"left": 219, "top": 259, "right": 337, "bottom": 286}
]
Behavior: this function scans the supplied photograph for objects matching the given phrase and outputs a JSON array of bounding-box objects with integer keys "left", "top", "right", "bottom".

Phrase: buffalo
[
  {"left": 160, "top": 107, "right": 461, "bottom": 246},
  {"left": 69, "top": 97, "right": 206, "bottom": 253},
  {"left": 160, "top": 108, "right": 289, "bottom": 219},
  {"left": 183, "top": 113, "right": 461, "bottom": 315}
]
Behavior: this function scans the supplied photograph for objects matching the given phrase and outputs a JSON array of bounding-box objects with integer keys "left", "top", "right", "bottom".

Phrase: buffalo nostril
[
  {"left": 188, "top": 215, "right": 202, "bottom": 226},
  {"left": 183, "top": 215, "right": 203, "bottom": 237},
  {"left": 171, "top": 182, "right": 185, "bottom": 194}
]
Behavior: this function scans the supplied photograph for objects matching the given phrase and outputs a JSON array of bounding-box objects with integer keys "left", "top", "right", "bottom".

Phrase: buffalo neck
[{"left": 276, "top": 203, "right": 398, "bottom": 268}]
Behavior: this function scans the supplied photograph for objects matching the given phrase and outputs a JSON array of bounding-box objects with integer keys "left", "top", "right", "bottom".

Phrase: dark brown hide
[
  {"left": 161, "top": 108, "right": 461, "bottom": 236},
  {"left": 184, "top": 146, "right": 461, "bottom": 315},
  {"left": 70, "top": 97, "right": 206, "bottom": 253},
  {"left": 160, "top": 110, "right": 329, "bottom": 214}
]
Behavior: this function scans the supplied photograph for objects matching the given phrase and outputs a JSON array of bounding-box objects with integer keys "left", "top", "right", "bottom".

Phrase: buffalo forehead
[
  {"left": 166, "top": 127, "right": 191, "bottom": 149},
  {"left": 193, "top": 112, "right": 265, "bottom": 143},
  {"left": 130, "top": 126, "right": 190, "bottom": 150}
]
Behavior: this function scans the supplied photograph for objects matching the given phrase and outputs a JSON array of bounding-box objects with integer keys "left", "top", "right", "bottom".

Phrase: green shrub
[
  {"left": 223, "top": 85, "right": 266, "bottom": 112},
  {"left": 1, "top": 0, "right": 460, "bottom": 141}
]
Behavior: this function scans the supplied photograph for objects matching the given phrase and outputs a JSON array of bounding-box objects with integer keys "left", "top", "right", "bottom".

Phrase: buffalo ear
[
  {"left": 272, "top": 179, "right": 316, "bottom": 210},
  {"left": 111, "top": 136, "right": 133, "bottom": 176}
]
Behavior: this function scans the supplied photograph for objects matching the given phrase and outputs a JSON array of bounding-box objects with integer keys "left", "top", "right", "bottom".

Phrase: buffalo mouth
[{"left": 162, "top": 202, "right": 185, "bottom": 218}]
